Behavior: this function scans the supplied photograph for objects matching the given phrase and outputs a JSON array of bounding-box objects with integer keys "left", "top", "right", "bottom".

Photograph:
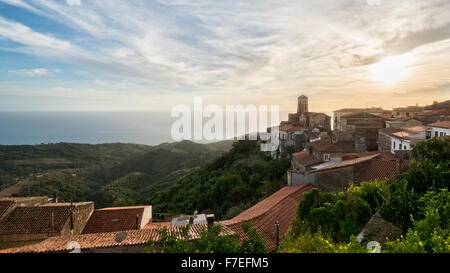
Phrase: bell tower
[{"left": 297, "top": 95, "right": 308, "bottom": 115}]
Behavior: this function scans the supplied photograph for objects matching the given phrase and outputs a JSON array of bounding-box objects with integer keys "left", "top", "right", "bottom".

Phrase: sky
[{"left": 0, "top": 0, "right": 449, "bottom": 114}]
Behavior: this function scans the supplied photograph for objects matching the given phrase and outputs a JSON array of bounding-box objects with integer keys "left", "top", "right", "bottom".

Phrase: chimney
[
  {"left": 206, "top": 214, "right": 214, "bottom": 232},
  {"left": 53, "top": 192, "right": 58, "bottom": 203},
  {"left": 189, "top": 216, "right": 194, "bottom": 225}
]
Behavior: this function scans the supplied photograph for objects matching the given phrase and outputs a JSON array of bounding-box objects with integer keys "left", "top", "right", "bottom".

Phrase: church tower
[{"left": 297, "top": 95, "right": 309, "bottom": 115}]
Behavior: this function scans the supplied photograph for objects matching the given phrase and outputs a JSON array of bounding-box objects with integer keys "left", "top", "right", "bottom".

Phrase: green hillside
[{"left": 0, "top": 141, "right": 234, "bottom": 208}]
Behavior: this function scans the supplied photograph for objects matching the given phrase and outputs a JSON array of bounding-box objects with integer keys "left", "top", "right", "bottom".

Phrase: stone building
[
  {"left": 333, "top": 107, "right": 390, "bottom": 131},
  {"left": 0, "top": 199, "right": 94, "bottom": 249},
  {"left": 385, "top": 118, "right": 423, "bottom": 129},
  {"left": 286, "top": 95, "right": 331, "bottom": 131},
  {"left": 288, "top": 152, "right": 406, "bottom": 192},
  {"left": 336, "top": 112, "right": 385, "bottom": 132},
  {"left": 392, "top": 105, "right": 424, "bottom": 119}
]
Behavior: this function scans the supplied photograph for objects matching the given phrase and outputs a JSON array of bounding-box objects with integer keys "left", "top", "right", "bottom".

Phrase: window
[
  {"left": 435, "top": 131, "right": 439, "bottom": 137},
  {"left": 404, "top": 146, "right": 407, "bottom": 150},
  {"left": 440, "top": 132, "right": 444, "bottom": 137},
  {"left": 324, "top": 154, "right": 330, "bottom": 161},
  {"left": 399, "top": 144, "right": 402, "bottom": 150},
  {"left": 426, "top": 131, "right": 431, "bottom": 139}
]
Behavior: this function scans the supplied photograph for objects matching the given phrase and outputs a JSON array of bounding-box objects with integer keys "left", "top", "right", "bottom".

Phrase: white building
[
  {"left": 427, "top": 121, "right": 450, "bottom": 138},
  {"left": 389, "top": 125, "right": 428, "bottom": 154}
]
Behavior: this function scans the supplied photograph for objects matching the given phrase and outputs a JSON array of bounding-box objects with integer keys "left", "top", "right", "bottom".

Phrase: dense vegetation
[
  {"left": 0, "top": 141, "right": 233, "bottom": 208},
  {"left": 279, "top": 137, "right": 449, "bottom": 253},
  {"left": 138, "top": 140, "right": 291, "bottom": 219},
  {"left": 147, "top": 221, "right": 267, "bottom": 253},
  {"left": 0, "top": 139, "right": 290, "bottom": 221}
]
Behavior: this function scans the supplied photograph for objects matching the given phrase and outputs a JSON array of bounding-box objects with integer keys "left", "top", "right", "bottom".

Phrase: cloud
[
  {"left": 0, "top": 0, "right": 449, "bottom": 111},
  {"left": 66, "top": 0, "right": 81, "bottom": 6},
  {"left": 8, "top": 68, "right": 49, "bottom": 76}
]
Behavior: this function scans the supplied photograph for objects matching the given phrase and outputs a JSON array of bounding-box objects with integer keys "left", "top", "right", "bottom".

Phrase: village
[{"left": 0, "top": 96, "right": 449, "bottom": 253}]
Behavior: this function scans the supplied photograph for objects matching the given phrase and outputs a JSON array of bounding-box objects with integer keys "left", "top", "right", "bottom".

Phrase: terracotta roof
[
  {"left": 428, "top": 121, "right": 450, "bottom": 129},
  {"left": 221, "top": 184, "right": 316, "bottom": 251},
  {"left": 421, "top": 109, "right": 450, "bottom": 116},
  {"left": 307, "top": 139, "right": 354, "bottom": 153},
  {"left": 341, "top": 112, "right": 383, "bottom": 119},
  {"left": 294, "top": 155, "right": 322, "bottom": 167},
  {"left": 0, "top": 206, "right": 72, "bottom": 234},
  {"left": 279, "top": 125, "right": 304, "bottom": 132},
  {"left": 82, "top": 206, "right": 151, "bottom": 234},
  {"left": 311, "top": 154, "right": 380, "bottom": 173},
  {"left": 143, "top": 221, "right": 171, "bottom": 230},
  {"left": 292, "top": 151, "right": 307, "bottom": 159},
  {"left": 401, "top": 125, "right": 428, "bottom": 133},
  {"left": 0, "top": 223, "right": 235, "bottom": 253},
  {"left": 0, "top": 201, "right": 14, "bottom": 218}
]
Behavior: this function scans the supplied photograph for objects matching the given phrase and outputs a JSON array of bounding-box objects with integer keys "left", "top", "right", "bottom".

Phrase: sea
[
  {"left": 0, "top": 111, "right": 291, "bottom": 146},
  {"left": 0, "top": 111, "right": 176, "bottom": 146}
]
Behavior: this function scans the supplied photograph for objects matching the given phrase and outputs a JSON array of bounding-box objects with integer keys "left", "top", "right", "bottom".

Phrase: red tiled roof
[
  {"left": 82, "top": 206, "right": 151, "bottom": 234},
  {"left": 279, "top": 125, "right": 304, "bottom": 132},
  {"left": 356, "top": 160, "right": 409, "bottom": 183},
  {"left": 0, "top": 206, "right": 72, "bottom": 234},
  {"left": 307, "top": 139, "right": 354, "bottom": 153},
  {"left": 428, "top": 121, "right": 450, "bottom": 129},
  {"left": 0, "top": 201, "right": 14, "bottom": 218},
  {"left": 311, "top": 154, "right": 379, "bottom": 173},
  {"left": 221, "top": 184, "right": 316, "bottom": 251},
  {"left": 294, "top": 155, "right": 322, "bottom": 167},
  {"left": 292, "top": 151, "right": 307, "bottom": 159},
  {"left": 0, "top": 223, "right": 235, "bottom": 253}
]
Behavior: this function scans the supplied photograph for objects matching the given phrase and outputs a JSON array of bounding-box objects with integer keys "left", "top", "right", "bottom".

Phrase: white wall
[
  {"left": 430, "top": 127, "right": 450, "bottom": 138},
  {"left": 391, "top": 137, "right": 411, "bottom": 153}
]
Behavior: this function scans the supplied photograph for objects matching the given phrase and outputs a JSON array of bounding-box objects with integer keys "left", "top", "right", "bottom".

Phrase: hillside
[
  {"left": 135, "top": 140, "right": 291, "bottom": 220},
  {"left": 0, "top": 141, "right": 233, "bottom": 206}
]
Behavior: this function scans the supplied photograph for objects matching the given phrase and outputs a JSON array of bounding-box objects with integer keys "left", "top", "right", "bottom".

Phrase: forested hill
[
  {"left": 136, "top": 140, "right": 291, "bottom": 220},
  {"left": 0, "top": 141, "right": 233, "bottom": 205}
]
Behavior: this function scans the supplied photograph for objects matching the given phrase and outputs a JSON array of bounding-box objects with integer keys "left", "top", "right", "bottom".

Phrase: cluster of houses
[
  {"left": 0, "top": 96, "right": 448, "bottom": 253},
  {"left": 275, "top": 96, "right": 449, "bottom": 191}
]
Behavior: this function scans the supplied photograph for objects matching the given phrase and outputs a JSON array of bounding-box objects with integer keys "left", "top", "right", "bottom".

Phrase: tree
[
  {"left": 239, "top": 221, "right": 267, "bottom": 253},
  {"left": 384, "top": 189, "right": 450, "bottom": 253}
]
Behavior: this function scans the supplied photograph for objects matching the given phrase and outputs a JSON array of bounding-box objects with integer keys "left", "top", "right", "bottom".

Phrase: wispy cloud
[
  {"left": 8, "top": 68, "right": 49, "bottom": 76},
  {"left": 0, "top": 0, "right": 449, "bottom": 111}
]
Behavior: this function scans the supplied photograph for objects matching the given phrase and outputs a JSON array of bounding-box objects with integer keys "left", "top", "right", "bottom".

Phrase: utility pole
[{"left": 275, "top": 221, "right": 280, "bottom": 249}]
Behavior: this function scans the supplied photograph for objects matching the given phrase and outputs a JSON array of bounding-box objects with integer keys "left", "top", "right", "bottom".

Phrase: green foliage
[
  {"left": 147, "top": 225, "right": 193, "bottom": 253},
  {"left": 283, "top": 138, "right": 449, "bottom": 253},
  {"left": 293, "top": 189, "right": 372, "bottom": 242},
  {"left": 1, "top": 141, "right": 231, "bottom": 208},
  {"left": 279, "top": 230, "right": 368, "bottom": 253},
  {"left": 140, "top": 140, "right": 290, "bottom": 219},
  {"left": 411, "top": 137, "right": 449, "bottom": 163},
  {"left": 348, "top": 180, "right": 386, "bottom": 213},
  {"left": 239, "top": 221, "right": 267, "bottom": 253},
  {"left": 384, "top": 189, "right": 450, "bottom": 253},
  {"left": 147, "top": 223, "right": 267, "bottom": 253},
  {"left": 380, "top": 158, "right": 449, "bottom": 231}
]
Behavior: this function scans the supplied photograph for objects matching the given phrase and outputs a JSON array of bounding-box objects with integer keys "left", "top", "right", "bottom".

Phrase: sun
[{"left": 370, "top": 54, "right": 414, "bottom": 85}]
